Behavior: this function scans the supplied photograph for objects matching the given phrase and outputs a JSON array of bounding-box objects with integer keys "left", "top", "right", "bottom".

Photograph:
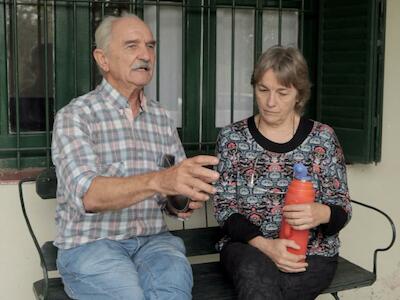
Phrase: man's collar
[
  {"left": 98, "top": 78, "right": 148, "bottom": 112},
  {"left": 138, "top": 89, "right": 148, "bottom": 112}
]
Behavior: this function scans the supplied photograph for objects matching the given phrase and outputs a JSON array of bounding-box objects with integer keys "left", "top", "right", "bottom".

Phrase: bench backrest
[{"left": 36, "top": 167, "right": 57, "bottom": 199}]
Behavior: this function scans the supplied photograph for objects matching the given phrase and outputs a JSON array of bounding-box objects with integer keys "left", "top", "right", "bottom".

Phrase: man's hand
[
  {"left": 249, "top": 236, "right": 308, "bottom": 273},
  {"left": 282, "top": 203, "right": 331, "bottom": 230},
  {"left": 156, "top": 155, "right": 220, "bottom": 202}
]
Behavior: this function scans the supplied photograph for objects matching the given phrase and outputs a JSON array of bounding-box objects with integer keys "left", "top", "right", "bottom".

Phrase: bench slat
[
  {"left": 33, "top": 278, "right": 70, "bottom": 300},
  {"left": 323, "top": 257, "right": 376, "bottom": 293}
]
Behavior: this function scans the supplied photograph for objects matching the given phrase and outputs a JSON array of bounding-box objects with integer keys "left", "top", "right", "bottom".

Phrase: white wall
[
  {"left": 317, "top": 0, "right": 400, "bottom": 299},
  {"left": 1, "top": 0, "right": 399, "bottom": 299},
  {"left": 0, "top": 183, "right": 58, "bottom": 299}
]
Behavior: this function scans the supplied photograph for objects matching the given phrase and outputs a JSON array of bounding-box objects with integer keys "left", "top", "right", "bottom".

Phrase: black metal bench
[{"left": 19, "top": 168, "right": 396, "bottom": 300}]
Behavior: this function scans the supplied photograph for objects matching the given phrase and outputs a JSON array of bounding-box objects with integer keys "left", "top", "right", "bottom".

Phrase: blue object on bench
[{"left": 19, "top": 168, "right": 396, "bottom": 300}]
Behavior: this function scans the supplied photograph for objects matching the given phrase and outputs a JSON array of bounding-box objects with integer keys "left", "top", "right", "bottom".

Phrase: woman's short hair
[{"left": 251, "top": 46, "right": 311, "bottom": 115}]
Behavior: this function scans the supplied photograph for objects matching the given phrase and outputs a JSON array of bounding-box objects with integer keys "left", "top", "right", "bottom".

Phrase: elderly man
[{"left": 51, "top": 13, "right": 219, "bottom": 300}]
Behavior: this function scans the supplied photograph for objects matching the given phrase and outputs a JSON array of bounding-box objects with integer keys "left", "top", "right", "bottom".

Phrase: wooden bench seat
[{"left": 20, "top": 168, "right": 396, "bottom": 300}]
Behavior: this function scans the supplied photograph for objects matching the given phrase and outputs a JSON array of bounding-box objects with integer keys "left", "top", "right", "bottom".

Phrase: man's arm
[
  {"left": 83, "top": 155, "right": 220, "bottom": 212},
  {"left": 52, "top": 106, "right": 219, "bottom": 214}
]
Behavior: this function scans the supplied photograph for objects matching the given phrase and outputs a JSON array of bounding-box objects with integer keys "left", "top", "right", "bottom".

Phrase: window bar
[
  {"left": 278, "top": 0, "right": 282, "bottom": 45},
  {"left": 253, "top": 0, "right": 262, "bottom": 111},
  {"left": 0, "top": 2, "right": 8, "bottom": 138},
  {"left": 43, "top": 0, "right": 51, "bottom": 167},
  {"left": 37, "top": 0, "right": 41, "bottom": 52},
  {"left": 198, "top": 0, "right": 203, "bottom": 152},
  {"left": 230, "top": 0, "right": 236, "bottom": 124},
  {"left": 129, "top": 0, "right": 134, "bottom": 13},
  {"left": 181, "top": 0, "right": 186, "bottom": 138},
  {"left": 136, "top": 0, "right": 143, "bottom": 19},
  {"left": 11, "top": 0, "right": 21, "bottom": 168},
  {"left": 205, "top": 0, "right": 211, "bottom": 229},
  {"left": 156, "top": 0, "right": 160, "bottom": 102},
  {"left": 98, "top": 0, "right": 105, "bottom": 90},
  {"left": 53, "top": 0, "right": 57, "bottom": 117},
  {"left": 89, "top": 0, "right": 94, "bottom": 88},
  {"left": 254, "top": 0, "right": 263, "bottom": 67},
  {"left": 181, "top": 0, "right": 186, "bottom": 231},
  {"left": 1, "top": 146, "right": 53, "bottom": 152},
  {"left": 73, "top": 0, "right": 78, "bottom": 96},
  {"left": 204, "top": 0, "right": 211, "bottom": 146},
  {"left": 299, "top": 0, "right": 305, "bottom": 51}
]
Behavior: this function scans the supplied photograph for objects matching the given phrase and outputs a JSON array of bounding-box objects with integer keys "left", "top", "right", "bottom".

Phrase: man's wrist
[{"left": 146, "top": 170, "right": 164, "bottom": 194}]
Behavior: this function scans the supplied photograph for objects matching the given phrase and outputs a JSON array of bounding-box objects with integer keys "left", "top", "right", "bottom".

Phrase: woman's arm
[
  {"left": 282, "top": 125, "right": 352, "bottom": 234},
  {"left": 213, "top": 129, "right": 242, "bottom": 225}
]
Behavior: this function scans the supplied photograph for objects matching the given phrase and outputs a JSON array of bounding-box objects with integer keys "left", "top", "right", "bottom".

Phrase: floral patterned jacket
[{"left": 213, "top": 116, "right": 352, "bottom": 257}]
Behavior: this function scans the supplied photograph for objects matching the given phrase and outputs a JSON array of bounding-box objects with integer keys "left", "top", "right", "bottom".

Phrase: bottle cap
[{"left": 293, "top": 163, "right": 311, "bottom": 181}]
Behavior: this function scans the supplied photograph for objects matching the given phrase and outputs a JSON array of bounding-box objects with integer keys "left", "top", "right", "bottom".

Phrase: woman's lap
[{"left": 220, "top": 242, "right": 337, "bottom": 300}]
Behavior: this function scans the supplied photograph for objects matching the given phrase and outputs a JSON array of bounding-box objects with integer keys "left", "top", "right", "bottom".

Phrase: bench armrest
[
  {"left": 351, "top": 199, "right": 396, "bottom": 275},
  {"left": 19, "top": 177, "right": 50, "bottom": 299}
]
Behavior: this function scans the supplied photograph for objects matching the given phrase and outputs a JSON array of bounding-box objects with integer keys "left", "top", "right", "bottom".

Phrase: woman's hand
[
  {"left": 248, "top": 236, "right": 308, "bottom": 273},
  {"left": 283, "top": 203, "right": 331, "bottom": 230}
]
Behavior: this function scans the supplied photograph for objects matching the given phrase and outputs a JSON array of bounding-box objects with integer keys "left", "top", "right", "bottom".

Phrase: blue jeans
[{"left": 57, "top": 231, "right": 193, "bottom": 300}]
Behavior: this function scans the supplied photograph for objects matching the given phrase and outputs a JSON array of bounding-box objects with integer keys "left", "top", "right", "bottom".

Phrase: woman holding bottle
[{"left": 213, "top": 46, "right": 352, "bottom": 300}]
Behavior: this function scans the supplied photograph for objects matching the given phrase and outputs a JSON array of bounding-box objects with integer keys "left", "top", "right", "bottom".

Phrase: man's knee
[
  {"left": 157, "top": 257, "right": 193, "bottom": 300},
  {"left": 139, "top": 251, "right": 193, "bottom": 287},
  {"left": 136, "top": 236, "right": 193, "bottom": 300}
]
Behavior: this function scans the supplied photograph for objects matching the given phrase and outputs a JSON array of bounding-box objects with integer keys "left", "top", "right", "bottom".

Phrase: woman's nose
[{"left": 266, "top": 92, "right": 277, "bottom": 107}]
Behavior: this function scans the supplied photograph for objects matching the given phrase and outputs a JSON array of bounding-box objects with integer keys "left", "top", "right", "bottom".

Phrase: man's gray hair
[{"left": 95, "top": 12, "right": 142, "bottom": 53}]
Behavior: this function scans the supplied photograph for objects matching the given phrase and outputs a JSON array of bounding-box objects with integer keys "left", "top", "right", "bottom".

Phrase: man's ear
[{"left": 93, "top": 48, "right": 109, "bottom": 73}]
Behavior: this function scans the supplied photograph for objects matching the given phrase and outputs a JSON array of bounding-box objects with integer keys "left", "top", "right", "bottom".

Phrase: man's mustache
[{"left": 132, "top": 60, "right": 152, "bottom": 71}]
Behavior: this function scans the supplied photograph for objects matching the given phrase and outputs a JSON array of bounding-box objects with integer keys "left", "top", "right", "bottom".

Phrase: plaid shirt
[{"left": 52, "top": 79, "right": 186, "bottom": 249}]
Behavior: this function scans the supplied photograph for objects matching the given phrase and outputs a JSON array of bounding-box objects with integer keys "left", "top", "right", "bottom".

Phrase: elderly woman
[{"left": 213, "top": 46, "right": 352, "bottom": 300}]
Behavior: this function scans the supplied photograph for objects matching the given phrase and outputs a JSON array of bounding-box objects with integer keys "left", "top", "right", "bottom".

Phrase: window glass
[
  {"left": 144, "top": 5, "right": 183, "bottom": 127},
  {"left": 7, "top": 1, "right": 54, "bottom": 133},
  {"left": 216, "top": 9, "right": 299, "bottom": 128},
  {"left": 216, "top": 8, "right": 254, "bottom": 128},
  {"left": 262, "top": 10, "right": 299, "bottom": 51}
]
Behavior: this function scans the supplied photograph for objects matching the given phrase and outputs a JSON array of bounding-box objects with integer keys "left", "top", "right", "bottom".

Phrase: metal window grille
[{"left": 0, "top": 0, "right": 311, "bottom": 169}]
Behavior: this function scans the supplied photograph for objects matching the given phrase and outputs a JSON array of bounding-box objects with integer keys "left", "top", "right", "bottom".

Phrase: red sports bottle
[{"left": 279, "top": 163, "right": 315, "bottom": 257}]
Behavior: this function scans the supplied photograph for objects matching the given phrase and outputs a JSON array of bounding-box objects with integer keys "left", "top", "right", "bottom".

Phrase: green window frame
[
  {"left": 317, "top": 0, "right": 385, "bottom": 163},
  {"left": 0, "top": 0, "right": 385, "bottom": 169}
]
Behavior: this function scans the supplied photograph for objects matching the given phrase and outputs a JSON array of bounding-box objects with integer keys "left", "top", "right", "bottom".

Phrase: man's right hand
[
  {"left": 248, "top": 236, "right": 308, "bottom": 273},
  {"left": 155, "top": 155, "right": 220, "bottom": 202}
]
